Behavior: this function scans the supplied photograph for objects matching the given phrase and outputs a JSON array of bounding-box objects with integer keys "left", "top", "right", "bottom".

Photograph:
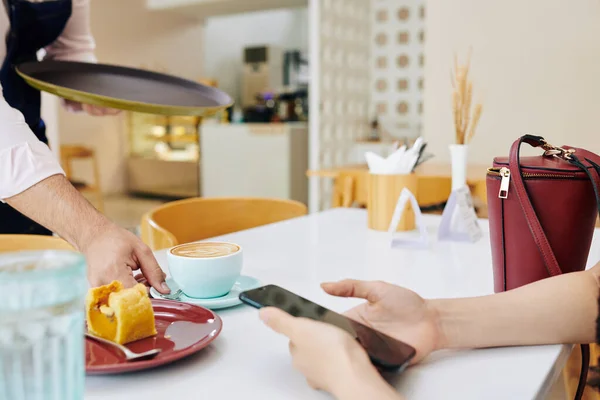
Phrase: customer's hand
[
  {"left": 323, "top": 280, "right": 440, "bottom": 363},
  {"left": 82, "top": 222, "right": 170, "bottom": 294},
  {"left": 63, "top": 99, "right": 120, "bottom": 116},
  {"left": 259, "top": 307, "right": 401, "bottom": 400}
]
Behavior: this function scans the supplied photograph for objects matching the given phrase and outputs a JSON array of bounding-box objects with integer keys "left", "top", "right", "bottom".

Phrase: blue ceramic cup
[{"left": 167, "top": 242, "right": 243, "bottom": 298}]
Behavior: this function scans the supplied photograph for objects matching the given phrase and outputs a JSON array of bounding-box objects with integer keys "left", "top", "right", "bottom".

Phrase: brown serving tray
[{"left": 17, "top": 60, "right": 233, "bottom": 116}]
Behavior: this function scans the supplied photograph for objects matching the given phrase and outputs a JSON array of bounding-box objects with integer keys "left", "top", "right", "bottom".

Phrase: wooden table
[
  {"left": 85, "top": 209, "right": 600, "bottom": 400},
  {"left": 307, "top": 163, "right": 489, "bottom": 210}
]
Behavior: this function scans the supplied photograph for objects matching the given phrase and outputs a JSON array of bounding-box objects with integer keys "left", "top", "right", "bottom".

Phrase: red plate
[{"left": 86, "top": 299, "right": 222, "bottom": 374}]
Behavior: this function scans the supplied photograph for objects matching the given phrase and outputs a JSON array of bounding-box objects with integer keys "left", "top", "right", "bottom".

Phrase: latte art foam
[{"left": 170, "top": 242, "right": 240, "bottom": 258}]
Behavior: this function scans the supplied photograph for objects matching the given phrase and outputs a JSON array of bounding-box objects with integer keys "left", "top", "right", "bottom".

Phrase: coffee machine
[
  {"left": 240, "top": 45, "right": 309, "bottom": 123},
  {"left": 280, "top": 50, "right": 309, "bottom": 121},
  {"left": 241, "top": 45, "right": 283, "bottom": 109}
]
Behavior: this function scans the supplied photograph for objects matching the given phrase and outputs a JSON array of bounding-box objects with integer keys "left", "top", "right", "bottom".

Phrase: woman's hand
[
  {"left": 323, "top": 280, "right": 441, "bottom": 363},
  {"left": 259, "top": 307, "right": 402, "bottom": 400},
  {"left": 63, "top": 99, "right": 120, "bottom": 116}
]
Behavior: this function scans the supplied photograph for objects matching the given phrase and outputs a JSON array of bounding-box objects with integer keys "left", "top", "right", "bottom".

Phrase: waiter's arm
[
  {"left": 8, "top": 174, "right": 114, "bottom": 249},
  {"left": 0, "top": 95, "right": 168, "bottom": 293},
  {"left": 5, "top": 174, "right": 167, "bottom": 292}
]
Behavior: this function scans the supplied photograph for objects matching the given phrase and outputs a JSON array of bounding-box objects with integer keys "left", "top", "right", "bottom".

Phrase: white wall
[
  {"left": 371, "top": 0, "right": 425, "bottom": 139},
  {"left": 203, "top": 7, "right": 308, "bottom": 105},
  {"left": 423, "top": 0, "right": 600, "bottom": 163},
  {"left": 58, "top": 0, "right": 205, "bottom": 194},
  {"left": 147, "top": 0, "right": 307, "bottom": 18}
]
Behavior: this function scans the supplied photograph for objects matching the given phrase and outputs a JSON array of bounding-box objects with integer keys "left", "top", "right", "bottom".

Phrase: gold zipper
[
  {"left": 487, "top": 167, "right": 578, "bottom": 178},
  {"left": 487, "top": 167, "right": 578, "bottom": 199},
  {"left": 498, "top": 167, "right": 510, "bottom": 199}
]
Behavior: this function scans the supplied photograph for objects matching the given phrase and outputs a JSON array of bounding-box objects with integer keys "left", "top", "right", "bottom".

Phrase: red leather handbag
[{"left": 487, "top": 134, "right": 600, "bottom": 400}]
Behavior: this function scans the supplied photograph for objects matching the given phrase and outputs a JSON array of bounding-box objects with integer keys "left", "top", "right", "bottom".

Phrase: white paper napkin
[{"left": 365, "top": 137, "right": 425, "bottom": 174}]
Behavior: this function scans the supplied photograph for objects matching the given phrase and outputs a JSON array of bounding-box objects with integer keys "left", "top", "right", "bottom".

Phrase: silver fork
[{"left": 85, "top": 333, "right": 161, "bottom": 361}]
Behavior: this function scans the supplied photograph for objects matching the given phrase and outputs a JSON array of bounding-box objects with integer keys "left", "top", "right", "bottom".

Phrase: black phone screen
[{"left": 239, "top": 284, "right": 416, "bottom": 371}]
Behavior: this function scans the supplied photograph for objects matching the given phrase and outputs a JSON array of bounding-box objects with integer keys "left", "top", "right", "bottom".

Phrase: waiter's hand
[
  {"left": 63, "top": 99, "right": 120, "bottom": 116},
  {"left": 83, "top": 221, "right": 170, "bottom": 294}
]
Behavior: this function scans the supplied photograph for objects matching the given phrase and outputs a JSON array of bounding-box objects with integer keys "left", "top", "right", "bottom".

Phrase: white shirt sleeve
[
  {"left": 0, "top": 86, "right": 65, "bottom": 200},
  {"left": 43, "top": 0, "right": 96, "bottom": 63}
]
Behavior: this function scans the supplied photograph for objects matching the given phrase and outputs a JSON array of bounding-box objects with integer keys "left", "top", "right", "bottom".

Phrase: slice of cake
[{"left": 86, "top": 281, "right": 157, "bottom": 345}]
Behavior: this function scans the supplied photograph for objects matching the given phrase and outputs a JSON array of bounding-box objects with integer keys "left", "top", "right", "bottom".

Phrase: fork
[{"left": 85, "top": 333, "right": 161, "bottom": 361}]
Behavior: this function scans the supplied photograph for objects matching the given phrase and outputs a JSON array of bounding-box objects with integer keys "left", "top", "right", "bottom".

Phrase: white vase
[{"left": 449, "top": 144, "right": 469, "bottom": 191}]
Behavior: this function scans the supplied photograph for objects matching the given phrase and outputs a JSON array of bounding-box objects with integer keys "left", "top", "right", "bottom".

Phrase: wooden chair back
[
  {"left": 141, "top": 197, "right": 308, "bottom": 250},
  {"left": 0, "top": 234, "right": 75, "bottom": 253}
]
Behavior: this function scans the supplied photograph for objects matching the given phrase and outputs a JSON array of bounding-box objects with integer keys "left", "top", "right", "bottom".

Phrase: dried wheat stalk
[
  {"left": 466, "top": 104, "right": 483, "bottom": 143},
  {"left": 451, "top": 52, "right": 483, "bottom": 145}
]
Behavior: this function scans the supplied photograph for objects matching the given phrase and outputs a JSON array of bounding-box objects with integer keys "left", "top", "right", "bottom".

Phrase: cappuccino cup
[{"left": 167, "top": 241, "right": 242, "bottom": 298}]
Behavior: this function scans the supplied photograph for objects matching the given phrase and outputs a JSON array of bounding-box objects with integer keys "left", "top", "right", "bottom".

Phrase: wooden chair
[
  {"left": 332, "top": 172, "right": 366, "bottom": 208},
  {"left": 60, "top": 145, "right": 104, "bottom": 212},
  {"left": 309, "top": 163, "right": 488, "bottom": 215},
  {"left": 140, "top": 197, "right": 308, "bottom": 251},
  {"left": 0, "top": 234, "right": 75, "bottom": 252},
  {"left": 563, "top": 345, "right": 600, "bottom": 399}
]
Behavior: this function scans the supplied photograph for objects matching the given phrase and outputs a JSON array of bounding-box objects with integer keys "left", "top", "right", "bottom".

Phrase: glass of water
[{"left": 0, "top": 250, "right": 87, "bottom": 400}]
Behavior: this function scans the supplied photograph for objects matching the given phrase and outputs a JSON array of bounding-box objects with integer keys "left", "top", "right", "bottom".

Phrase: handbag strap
[
  {"left": 578, "top": 345, "right": 591, "bottom": 400},
  {"left": 570, "top": 156, "right": 600, "bottom": 399},
  {"left": 570, "top": 156, "right": 600, "bottom": 212},
  {"left": 566, "top": 156, "right": 600, "bottom": 400},
  {"left": 509, "top": 134, "right": 600, "bottom": 400},
  {"left": 508, "top": 135, "right": 562, "bottom": 277}
]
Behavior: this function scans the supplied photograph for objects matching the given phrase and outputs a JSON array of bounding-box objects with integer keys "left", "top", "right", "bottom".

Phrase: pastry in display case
[
  {"left": 125, "top": 77, "right": 223, "bottom": 199},
  {"left": 126, "top": 112, "right": 202, "bottom": 198}
]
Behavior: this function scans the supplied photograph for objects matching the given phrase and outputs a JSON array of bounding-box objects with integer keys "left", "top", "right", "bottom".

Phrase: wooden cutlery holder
[{"left": 368, "top": 173, "right": 417, "bottom": 232}]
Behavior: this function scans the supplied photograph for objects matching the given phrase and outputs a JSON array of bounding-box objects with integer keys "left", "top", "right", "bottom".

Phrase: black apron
[{"left": 0, "top": 0, "right": 72, "bottom": 235}]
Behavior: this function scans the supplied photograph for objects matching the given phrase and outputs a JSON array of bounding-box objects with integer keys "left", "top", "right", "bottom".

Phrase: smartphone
[{"left": 239, "top": 284, "right": 416, "bottom": 372}]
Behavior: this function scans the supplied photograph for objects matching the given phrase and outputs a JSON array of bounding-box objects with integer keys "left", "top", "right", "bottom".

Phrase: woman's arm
[
  {"left": 257, "top": 264, "right": 600, "bottom": 399},
  {"left": 432, "top": 267, "right": 600, "bottom": 350}
]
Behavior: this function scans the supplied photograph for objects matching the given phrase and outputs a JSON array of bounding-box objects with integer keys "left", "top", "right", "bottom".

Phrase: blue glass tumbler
[{"left": 0, "top": 250, "right": 87, "bottom": 400}]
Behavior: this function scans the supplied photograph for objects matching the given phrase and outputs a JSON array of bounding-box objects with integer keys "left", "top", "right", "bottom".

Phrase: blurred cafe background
[{"left": 44, "top": 0, "right": 600, "bottom": 232}]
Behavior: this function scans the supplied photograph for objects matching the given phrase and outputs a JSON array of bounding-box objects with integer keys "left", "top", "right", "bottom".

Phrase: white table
[{"left": 86, "top": 209, "right": 600, "bottom": 400}]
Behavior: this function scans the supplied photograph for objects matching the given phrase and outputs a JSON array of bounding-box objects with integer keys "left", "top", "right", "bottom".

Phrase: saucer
[{"left": 150, "top": 276, "right": 261, "bottom": 310}]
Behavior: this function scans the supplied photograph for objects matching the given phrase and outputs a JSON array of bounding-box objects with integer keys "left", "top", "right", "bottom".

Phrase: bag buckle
[{"left": 540, "top": 140, "right": 575, "bottom": 160}]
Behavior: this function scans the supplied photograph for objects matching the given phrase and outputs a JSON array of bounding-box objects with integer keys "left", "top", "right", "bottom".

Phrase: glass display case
[{"left": 126, "top": 112, "right": 202, "bottom": 198}]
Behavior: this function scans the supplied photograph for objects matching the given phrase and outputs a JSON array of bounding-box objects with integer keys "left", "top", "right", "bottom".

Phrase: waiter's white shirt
[{"left": 0, "top": 0, "right": 95, "bottom": 199}]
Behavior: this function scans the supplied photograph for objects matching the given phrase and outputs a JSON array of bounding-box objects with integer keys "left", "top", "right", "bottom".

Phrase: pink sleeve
[
  {"left": 44, "top": 0, "right": 97, "bottom": 63},
  {"left": 0, "top": 88, "right": 65, "bottom": 200}
]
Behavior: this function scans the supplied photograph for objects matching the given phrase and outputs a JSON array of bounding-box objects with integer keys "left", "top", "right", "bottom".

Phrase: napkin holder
[{"left": 368, "top": 173, "right": 417, "bottom": 231}]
